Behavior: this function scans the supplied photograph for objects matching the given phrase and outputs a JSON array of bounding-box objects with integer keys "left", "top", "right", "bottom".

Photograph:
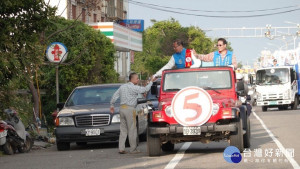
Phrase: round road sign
[{"left": 46, "top": 42, "right": 68, "bottom": 63}]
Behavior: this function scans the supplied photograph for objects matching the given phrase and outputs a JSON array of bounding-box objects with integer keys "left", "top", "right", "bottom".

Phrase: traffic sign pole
[{"left": 56, "top": 65, "right": 59, "bottom": 110}]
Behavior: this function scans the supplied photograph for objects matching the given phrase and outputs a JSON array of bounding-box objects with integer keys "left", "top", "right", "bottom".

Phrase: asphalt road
[{"left": 1, "top": 106, "right": 300, "bottom": 169}]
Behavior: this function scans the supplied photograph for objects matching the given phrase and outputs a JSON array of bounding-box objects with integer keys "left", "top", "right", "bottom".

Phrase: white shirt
[{"left": 110, "top": 82, "right": 153, "bottom": 107}]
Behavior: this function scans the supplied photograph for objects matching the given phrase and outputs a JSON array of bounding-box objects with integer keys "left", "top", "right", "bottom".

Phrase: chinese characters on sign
[
  {"left": 243, "top": 148, "right": 294, "bottom": 163},
  {"left": 118, "top": 19, "right": 144, "bottom": 32}
]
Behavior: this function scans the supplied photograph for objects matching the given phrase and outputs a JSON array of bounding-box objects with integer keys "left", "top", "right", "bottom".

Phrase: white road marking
[
  {"left": 164, "top": 142, "right": 192, "bottom": 169},
  {"left": 253, "top": 111, "right": 300, "bottom": 169}
]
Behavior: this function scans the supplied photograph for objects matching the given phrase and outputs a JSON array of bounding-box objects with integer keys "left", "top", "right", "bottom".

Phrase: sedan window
[{"left": 65, "top": 86, "right": 120, "bottom": 107}]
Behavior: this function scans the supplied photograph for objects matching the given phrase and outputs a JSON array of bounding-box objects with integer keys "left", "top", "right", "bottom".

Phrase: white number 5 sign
[{"left": 171, "top": 86, "right": 213, "bottom": 126}]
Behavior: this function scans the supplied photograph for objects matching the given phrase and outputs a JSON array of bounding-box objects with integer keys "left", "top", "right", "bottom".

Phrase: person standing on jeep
[
  {"left": 154, "top": 39, "right": 193, "bottom": 77},
  {"left": 192, "top": 38, "right": 237, "bottom": 69},
  {"left": 110, "top": 73, "right": 156, "bottom": 154}
]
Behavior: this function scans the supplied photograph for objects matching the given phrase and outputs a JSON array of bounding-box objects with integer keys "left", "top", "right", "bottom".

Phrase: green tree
[
  {"left": 0, "top": 0, "right": 56, "bottom": 117},
  {"left": 0, "top": 0, "right": 117, "bottom": 124},
  {"left": 237, "top": 61, "right": 243, "bottom": 69},
  {"left": 40, "top": 17, "right": 118, "bottom": 124},
  {"left": 132, "top": 19, "right": 217, "bottom": 78}
]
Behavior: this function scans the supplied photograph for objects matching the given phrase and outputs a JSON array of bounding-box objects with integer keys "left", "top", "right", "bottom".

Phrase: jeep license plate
[
  {"left": 85, "top": 129, "right": 100, "bottom": 136},
  {"left": 183, "top": 127, "right": 201, "bottom": 135}
]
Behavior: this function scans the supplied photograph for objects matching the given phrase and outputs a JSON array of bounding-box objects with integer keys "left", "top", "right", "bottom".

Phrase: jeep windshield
[
  {"left": 65, "top": 86, "right": 120, "bottom": 107},
  {"left": 256, "top": 68, "right": 289, "bottom": 85},
  {"left": 163, "top": 70, "right": 232, "bottom": 91}
]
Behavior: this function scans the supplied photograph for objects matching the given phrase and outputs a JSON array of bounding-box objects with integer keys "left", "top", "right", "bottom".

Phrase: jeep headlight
[
  {"left": 165, "top": 106, "right": 172, "bottom": 117},
  {"left": 212, "top": 103, "right": 220, "bottom": 116},
  {"left": 112, "top": 114, "right": 120, "bottom": 123},
  {"left": 58, "top": 117, "right": 74, "bottom": 126}
]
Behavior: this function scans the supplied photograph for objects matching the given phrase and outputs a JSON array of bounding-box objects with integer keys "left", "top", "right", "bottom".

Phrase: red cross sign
[{"left": 46, "top": 42, "right": 68, "bottom": 63}]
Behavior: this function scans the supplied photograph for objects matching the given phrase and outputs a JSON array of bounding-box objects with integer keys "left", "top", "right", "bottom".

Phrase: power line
[
  {"left": 128, "top": 0, "right": 299, "bottom": 13},
  {"left": 129, "top": 1, "right": 300, "bottom": 18}
]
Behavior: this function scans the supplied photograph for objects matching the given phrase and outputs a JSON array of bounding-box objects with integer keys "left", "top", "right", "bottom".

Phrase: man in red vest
[{"left": 154, "top": 39, "right": 193, "bottom": 77}]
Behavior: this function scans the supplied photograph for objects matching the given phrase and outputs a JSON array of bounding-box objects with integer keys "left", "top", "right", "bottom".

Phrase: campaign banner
[{"left": 117, "top": 19, "right": 144, "bottom": 32}]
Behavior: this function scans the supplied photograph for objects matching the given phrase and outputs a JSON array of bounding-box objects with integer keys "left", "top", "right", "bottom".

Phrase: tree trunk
[{"left": 28, "top": 78, "right": 40, "bottom": 120}]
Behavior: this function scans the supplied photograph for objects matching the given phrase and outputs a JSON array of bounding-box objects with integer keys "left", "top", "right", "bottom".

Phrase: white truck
[{"left": 255, "top": 66, "right": 299, "bottom": 111}]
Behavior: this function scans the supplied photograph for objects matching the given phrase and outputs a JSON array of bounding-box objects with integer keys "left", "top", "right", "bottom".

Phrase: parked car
[{"left": 54, "top": 84, "right": 148, "bottom": 151}]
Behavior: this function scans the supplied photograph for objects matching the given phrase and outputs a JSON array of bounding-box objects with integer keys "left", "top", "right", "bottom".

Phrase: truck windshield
[
  {"left": 65, "top": 86, "right": 120, "bottom": 107},
  {"left": 163, "top": 70, "right": 232, "bottom": 91},
  {"left": 256, "top": 68, "right": 289, "bottom": 85}
]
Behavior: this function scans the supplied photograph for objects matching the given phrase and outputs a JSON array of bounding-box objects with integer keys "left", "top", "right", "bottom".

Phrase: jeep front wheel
[
  {"left": 230, "top": 119, "right": 244, "bottom": 152},
  {"left": 147, "top": 127, "right": 161, "bottom": 156},
  {"left": 243, "top": 117, "right": 251, "bottom": 148}
]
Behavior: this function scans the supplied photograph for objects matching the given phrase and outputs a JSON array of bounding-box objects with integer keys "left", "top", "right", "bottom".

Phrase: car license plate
[
  {"left": 85, "top": 129, "right": 100, "bottom": 136},
  {"left": 183, "top": 127, "right": 201, "bottom": 135},
  {"left": 0, "top": 130, "right": 7, "bottom": 138},
  {"left": 269, "top": 101, "right": 277, "bottom": 105}
]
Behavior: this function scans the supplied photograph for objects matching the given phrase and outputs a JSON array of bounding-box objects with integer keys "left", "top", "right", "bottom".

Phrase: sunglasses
[{"left": 217, "top": 44, "right": 223, "bottom": 47}]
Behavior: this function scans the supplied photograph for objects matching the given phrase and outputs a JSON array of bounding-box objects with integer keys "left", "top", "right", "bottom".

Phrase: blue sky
[{"left": 128, "top": 0, "right": 300, "bottom": 67}]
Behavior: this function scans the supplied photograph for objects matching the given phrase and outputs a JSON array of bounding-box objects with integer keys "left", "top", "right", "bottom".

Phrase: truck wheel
[
  {"left": 262, "top": 106, "right": 268, "bottom": 112},
  {"left": 3, "top": 142, "right": 14, "bottom": 155},
  {"left": 243, "top": 117, "right": 251, "bottom": 148},
  {"left": 230, "top": 119, "right": 244, "bottom": 152},
  {"left": 162, "top": 141, "right": 174, "bottom": 152},
  {"left": 57, "top": 142, "right": 70, "bottom": 151},
  {"left": 147, "top": 127, "right": 161, "bottom": 156},
  {"left": 292, "top": 96, "right": 298, "bottom": 110}
]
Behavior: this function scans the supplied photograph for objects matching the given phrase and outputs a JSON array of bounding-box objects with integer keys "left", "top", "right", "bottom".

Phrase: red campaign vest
[{"left": 185, "top": 49, "right": 192, "bottom": 68}]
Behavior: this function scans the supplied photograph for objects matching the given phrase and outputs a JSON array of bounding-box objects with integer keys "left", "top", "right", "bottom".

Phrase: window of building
[
  {"left": 82, "top": 8, "right": 86, "bottom": 22},
  {"left": 72, "top": 5, "right": 76, "bottom": 20},
  {"left": 94, "top": 14, "right": 97, "bottom": 22}
]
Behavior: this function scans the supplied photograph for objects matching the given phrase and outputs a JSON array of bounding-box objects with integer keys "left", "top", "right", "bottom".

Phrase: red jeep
[{"left": 147, "top": 66, "right": 250, "bottom": 156}]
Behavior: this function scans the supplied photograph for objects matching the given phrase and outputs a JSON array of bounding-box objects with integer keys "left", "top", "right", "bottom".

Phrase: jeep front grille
[{"left": 75, "top": 114, "right": 110, "bottom": 127}]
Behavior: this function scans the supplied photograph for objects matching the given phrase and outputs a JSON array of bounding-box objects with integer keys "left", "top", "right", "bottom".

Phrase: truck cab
[
  {"left": 147, "top": 66, "right": 250, "bottom": 156},
  {"left": 255, "top": 66, "right": 299, "bottom": 111}
]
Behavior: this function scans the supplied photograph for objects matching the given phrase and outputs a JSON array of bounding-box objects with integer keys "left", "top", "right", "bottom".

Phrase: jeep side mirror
[
  {"left": 236, "top": 81, "right": 246, "bottom": 96},
  {"left": 137, "top": 98, "right": 147, "bottom": 104},
  {"left": 57, "top": 102, "right": 65, "bottom": 111}
]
